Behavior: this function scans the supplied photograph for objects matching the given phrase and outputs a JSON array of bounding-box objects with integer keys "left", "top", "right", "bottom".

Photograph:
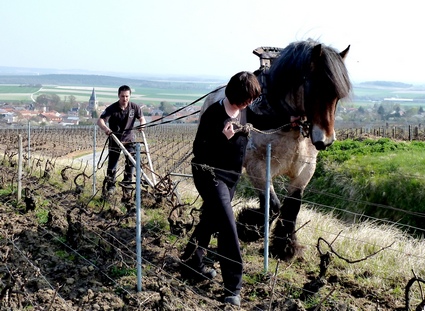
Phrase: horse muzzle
[{"left": 310, "top": 125, "right": 336, "bottom": 150}]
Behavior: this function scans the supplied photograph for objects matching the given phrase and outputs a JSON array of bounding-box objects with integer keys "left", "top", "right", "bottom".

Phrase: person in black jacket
[
  {"left": 97, "top": 85, "right": 146, "bottom": 201},
  {"left": 180, "top": 71, "right": 261, "bottom": 307}
]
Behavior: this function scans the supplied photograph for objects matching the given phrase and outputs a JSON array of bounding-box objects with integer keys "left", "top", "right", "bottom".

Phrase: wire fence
[
  {"left": 1, "top": 124, "right": 425, "bottom": 310},
  {"left": 335, "top": 123, "right": 425, "bottom": 141}
]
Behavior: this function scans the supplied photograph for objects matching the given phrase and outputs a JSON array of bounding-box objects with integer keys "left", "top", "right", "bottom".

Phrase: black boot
[{"left": 102, "top": 176, "right": 116, "bottom": 199}]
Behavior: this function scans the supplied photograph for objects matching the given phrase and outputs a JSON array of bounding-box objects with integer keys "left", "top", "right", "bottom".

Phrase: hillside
[
  {"left": 0, "top": 74, "right": 224, "bottom": 90},
  {"left": 358, "top": 81, "right": 413, "bottom": 88},
  {"left": 1, "top": 158, "right": 421, "bottom": 311},
  {"left": 1, "top": 126, "right": 425, "bottom": 310}
]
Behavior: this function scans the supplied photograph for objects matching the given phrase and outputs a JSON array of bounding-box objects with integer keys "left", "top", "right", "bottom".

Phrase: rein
[{"left": 132, "top": 85, "right": 226, "bottom": 130}]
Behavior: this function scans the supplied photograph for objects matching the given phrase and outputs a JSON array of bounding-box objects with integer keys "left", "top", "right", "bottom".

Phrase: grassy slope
[{"left": 305, "top": 138, "right": 425, "bottom": 232}]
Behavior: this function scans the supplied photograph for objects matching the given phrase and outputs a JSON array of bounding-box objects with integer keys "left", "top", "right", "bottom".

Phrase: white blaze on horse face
[{"left": 309, "top": 95, "right": 339, "bottom": 150}]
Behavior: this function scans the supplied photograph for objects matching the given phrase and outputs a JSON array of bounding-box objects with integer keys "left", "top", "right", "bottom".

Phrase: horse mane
[{"left": 266, "top": 39, "right": 352, "bottom": 114}]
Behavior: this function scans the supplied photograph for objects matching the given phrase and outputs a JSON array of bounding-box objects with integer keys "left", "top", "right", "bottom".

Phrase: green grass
[
  {"left": 35, "top": 208, "right": 49, "bottom": 224},
  {"left": 0, "top": 188, "right": 13, "bottom": 196},
  {"left": 305, "top": 138, "right": 425, "bottom": 231}
]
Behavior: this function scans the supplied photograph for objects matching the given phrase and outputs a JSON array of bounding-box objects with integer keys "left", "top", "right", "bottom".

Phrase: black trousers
[
  {"left": 182, "top": 165, "right": 242, "bottom": 295},
  {"left": 106, "top": 141, "right": 135, "bottom": 187}
]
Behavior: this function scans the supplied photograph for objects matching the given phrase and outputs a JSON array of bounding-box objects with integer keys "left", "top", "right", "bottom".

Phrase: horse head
[{"left": 266, "top": 40, "right": 352, "bottom": 150}]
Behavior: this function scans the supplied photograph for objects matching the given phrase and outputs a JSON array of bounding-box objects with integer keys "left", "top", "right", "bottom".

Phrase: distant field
[
  {"left": 0, "top": 85, "right": 41, "bottom": 93},
  {"left": 0, "top": 84, "right": 214, "bottom": 106},
  {"left": 3, "top": 75, "right": 425, "bottom": 108},
  {"left": 354, "top": 86, "right": 425, "bottom": 100}
]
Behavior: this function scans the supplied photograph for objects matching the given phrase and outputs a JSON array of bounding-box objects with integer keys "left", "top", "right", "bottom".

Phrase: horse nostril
[{"left": 314, "top": 141, "right": 326, "bottom": 150}]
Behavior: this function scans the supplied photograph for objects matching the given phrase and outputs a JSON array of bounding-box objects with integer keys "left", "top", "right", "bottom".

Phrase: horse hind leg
[
  {"left": 236, "top": 183, "right": 281, "bottom": 242},
  {"left": 269, "top": 188, "right": 305, "bottom": 261}
]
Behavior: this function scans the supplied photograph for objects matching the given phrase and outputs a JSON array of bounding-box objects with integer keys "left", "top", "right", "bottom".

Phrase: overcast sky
[{"left": 0, "top": 0, "right": 423, "bottom": 84}]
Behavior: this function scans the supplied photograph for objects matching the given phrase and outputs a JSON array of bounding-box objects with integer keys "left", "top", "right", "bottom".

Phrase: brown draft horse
[{"left": 201, "top": 39, "right": 351, "bottom": 261}]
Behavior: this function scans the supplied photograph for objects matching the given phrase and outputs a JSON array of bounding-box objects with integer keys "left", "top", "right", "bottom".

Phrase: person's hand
[
  {"left": 290, "top": 116, "right": 301, "bottom": 127},
  {"left": 105, "top": 129, "right": 113, "bottom": 136},
  {"left": 222, "top": 121, "right": 235, "bottom": 139}
]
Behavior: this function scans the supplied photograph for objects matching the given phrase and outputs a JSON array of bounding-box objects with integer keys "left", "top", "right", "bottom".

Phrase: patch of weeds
[
  {"left": 145, "top": 219, "right": 167, "bottom": 233},
  {"left": 110, "top": 266, "right": 137, "bottom": 278},
  {"left": 236, "top": 174, "right": 257, "bottom": 198},
  {"left": 114, "top": 287, "right": 126, "bottom": 296},
  {"left": 390, "top": 285, "right": 404, "bottom": 296},
  {"left": 87, "top": 198, "right": 107, "bottom": 212},
  {"left": 286, "top": 286, "right": 303, "bottom": 300},
  {"left": 54, "top": 250, "right": 67, "bottom": 258},
  {"left": 246, "top": 290, "right": 260, "bottom": 301},
  {"left": 0, "top": 188, "right": 13, "bottom": 196},
  {"left": 36, "top": 208, "right": 49, "bottom": 224},
  {"left": 15, "top": 201, "right": 26, "bottom": 211},
  {"left": 243, "top": 272, "right": 266, "bottom": 286},
  {"left": 38, "top": 198, "right": 50, "bottom": 208},
  {"left": 303, "top": 293, "right": 327, "bottom": 309},
  {"left": 55, "top": 250, "right": 75, "bottom": 261},
  {"left": 145, "top": 210, "right": 169, "bottom": 232},
  {"left": 166, "top": 234, "right": 178, "bottom": 244}
]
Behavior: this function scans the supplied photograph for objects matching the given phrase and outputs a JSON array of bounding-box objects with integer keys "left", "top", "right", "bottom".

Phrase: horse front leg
[
  {"left": 269, "top": 158, "right": 316, "bottom": 261},
  {"left": 269, "top": 188, "right": 304, "bottom": 261}
]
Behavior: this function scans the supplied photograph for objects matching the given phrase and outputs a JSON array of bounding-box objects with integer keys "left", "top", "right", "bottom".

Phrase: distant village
[
  {"left": 2, "top": 87, "right": 425, "bottom": 127},
  {"left": 0, "top": 88, "right": 199, "bottom": 126}
]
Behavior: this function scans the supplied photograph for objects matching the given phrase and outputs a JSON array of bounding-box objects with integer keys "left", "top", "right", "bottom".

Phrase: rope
[
  {"left": 231, "top": 118, "right": 311, "bottom": 137},
  {"left": 132, "top": 85, "right": 226, "bottom": 131},
  {"left": 142, "top": 109, "right": 200, "bottom": 128}
]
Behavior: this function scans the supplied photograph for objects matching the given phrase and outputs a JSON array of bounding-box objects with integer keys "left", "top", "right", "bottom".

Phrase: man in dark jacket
[{"left": 97, "top": 85, "right": 146, "bottom": 201}]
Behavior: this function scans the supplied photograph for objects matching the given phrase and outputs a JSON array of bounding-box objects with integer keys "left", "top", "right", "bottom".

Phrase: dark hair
[
  {"left": 118, "top": 85, "right": 131, "bottom": 96},
  {"left": 225, "top": 71, "right": 261, "bottom": 106}
]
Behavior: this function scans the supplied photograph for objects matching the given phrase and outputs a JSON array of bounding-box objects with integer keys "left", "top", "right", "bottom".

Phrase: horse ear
[
  {"left": 340, "top": 45, "right": 350, "bottom": 60},
  {"left": 311, "top": 44, "right": 322, "bottom": 70},
  {"left": 312, "top": 44, "right": 322, "bottom": 60}
]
